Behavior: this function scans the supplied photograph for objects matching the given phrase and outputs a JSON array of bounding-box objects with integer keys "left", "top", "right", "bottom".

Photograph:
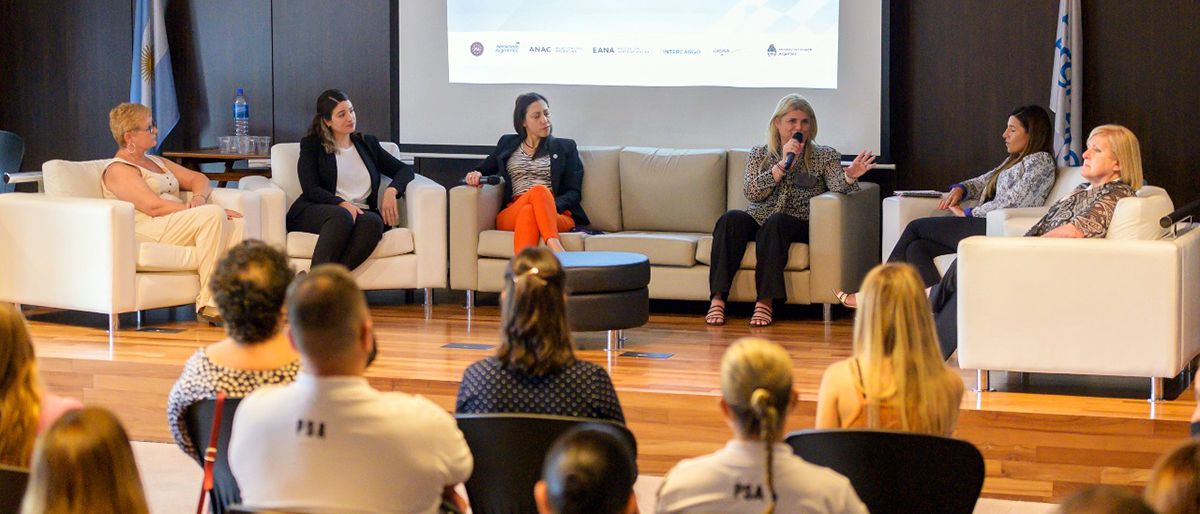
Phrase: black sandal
[
  {"left": 705, "top": 303, "right": 726, "bottom": 326},
  {"left": 750, "top": 303, "right": 773, "bottom": 327}
]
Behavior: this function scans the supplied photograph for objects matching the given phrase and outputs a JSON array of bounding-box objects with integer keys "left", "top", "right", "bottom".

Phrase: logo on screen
[
  {"left": 767, "top": 44, "right": 776, "bottom": 57},
  {"left": 593, "top": 47, "right": 614, "bottom": 53},
  {"left": 470, "top": 42, "right": 484, "bottom": 56},
  {"left": 530, "top": 46, "right": 550, "bottom": 53}
]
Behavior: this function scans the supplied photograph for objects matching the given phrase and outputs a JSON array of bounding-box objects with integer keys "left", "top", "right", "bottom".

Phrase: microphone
[
  {"left": 782, "top": 131, "right": 805, "bottom": 170},
  {"left": 1160, "top": 197, "right": 1200, "bottom": 228},
  {"left": 461, "top": 175, "right": 502, "bottom": 186}
]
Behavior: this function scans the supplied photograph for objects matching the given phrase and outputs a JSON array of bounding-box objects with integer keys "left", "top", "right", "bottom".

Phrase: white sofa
[
  {"left": 955, "top": 186, "right": 1195, "bottom": 399},
  {"left": 239, "top": 142, "right": 447, "bottom": 301},
  {"left": 450, "top": 146, "right": 880, "bottom": 320},
  {"left": 0, "top": 159, "right": 262, "bottom": 332}
]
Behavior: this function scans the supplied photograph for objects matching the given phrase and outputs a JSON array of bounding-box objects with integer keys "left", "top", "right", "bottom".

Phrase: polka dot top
[{"left": 455, "top": 356, "right": 625, "bottom": 423}]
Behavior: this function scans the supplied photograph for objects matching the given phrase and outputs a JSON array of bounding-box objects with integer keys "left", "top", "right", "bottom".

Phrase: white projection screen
[{"left": 399, "top": 1, "right": 884, "bottom": 155}]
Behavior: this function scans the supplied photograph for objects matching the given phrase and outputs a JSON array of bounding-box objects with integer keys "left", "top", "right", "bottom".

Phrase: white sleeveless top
[{"left": 103, "top": 155, "right": 181, "bottom": 202}]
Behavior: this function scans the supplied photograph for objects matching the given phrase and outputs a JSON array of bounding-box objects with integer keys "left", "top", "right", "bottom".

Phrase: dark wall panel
[
  {"left": 165, "top": 0, "right": 273, "bottom": 150},
  {"left": 0, "top": 0, "right": 131, "bottom": 168},
  {"left": 270, "top": 0, "right": 395, "bottom": 144}
]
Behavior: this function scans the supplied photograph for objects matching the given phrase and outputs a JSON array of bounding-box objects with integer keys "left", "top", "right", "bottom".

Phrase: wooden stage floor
[{"left": 26, "top": 301, "right": 1196, "bottom": 503}]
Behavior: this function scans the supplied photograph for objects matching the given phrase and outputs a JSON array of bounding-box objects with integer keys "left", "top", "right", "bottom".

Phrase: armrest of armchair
[
  {"left": 208, "top": 188, "right": 262, "bottom": 241},
  {"left": 956, "top": 232, "right": 1200, "bottom": 378},
  {"left": 881, "top": 195, "right": 948, "bottom": 260},
  {"left": 405, "top": 174, "right": 448, "bottom": 288},
  {"left": 809, "top": 182, "right": 880, "bottom": 304},
  {"left": 449, "top": 184, "right": 504, "bottom": 290},
  {"left": 238, "top": 176, "right": 287, "bottom": 246},
  {"left": 984, "top": 207, "right": 1049, "bottom": 237},
  {"left": 0, "top": 194, "right": 138, "bottom": 314}
]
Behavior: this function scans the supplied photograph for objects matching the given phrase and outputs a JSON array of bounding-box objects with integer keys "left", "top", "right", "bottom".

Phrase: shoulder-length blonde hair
[
  {"left": 853, "top": 263, "right": 961, "bottom": 435},
  {"left": 1145, "top": 440, "right": 1200, "bottom": 514},
  {"left": 0, "top": 302, "right": 41, "bottom": 467},
  {"left": 721, "top": 337, "right": 793, "bottom": 514},
  {"left": 765, "top": 94, "right": 818, "bottom": 171},
  {"left": 21, "top": 407, "right": 150, "bottom": 514},
  {"left": 497, "top": 248, "right": 575, "bottom": 377},
  {"left": 1089, "top": 124, "right": 1144, "bottom": 190}
]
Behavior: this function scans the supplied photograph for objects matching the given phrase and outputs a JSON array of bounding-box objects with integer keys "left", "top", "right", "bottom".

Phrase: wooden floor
[{"left": 27, "top": 301, "right": 1196, "bottom": 503}]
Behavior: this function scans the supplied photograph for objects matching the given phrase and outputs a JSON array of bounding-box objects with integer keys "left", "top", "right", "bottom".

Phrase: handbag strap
[{"left": 196, "top": 391, "right": 228, "bottom": 514}]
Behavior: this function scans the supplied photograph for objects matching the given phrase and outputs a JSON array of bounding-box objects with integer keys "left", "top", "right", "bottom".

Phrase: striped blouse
[{"left": 506, "top": 148, "right": 552, "bottom": 197}]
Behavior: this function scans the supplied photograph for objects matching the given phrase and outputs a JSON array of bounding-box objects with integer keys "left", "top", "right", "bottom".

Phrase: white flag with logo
[{"left": 1050, "top": 0, "right": 1082, "bottom": 166}]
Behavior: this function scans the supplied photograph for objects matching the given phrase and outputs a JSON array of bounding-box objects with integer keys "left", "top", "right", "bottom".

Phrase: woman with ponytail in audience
[
  {"left": 816, "top": 263, "right": 964, "bottom": 435},
  {"left": 0, "top": 303, "right": 81, "bottom": 467},
  {"left": 656, "top": 337, "right": 866, "bottom": 514},
  {"left": 20, "top": 407, "right": 150, "bottom": 514},
  {"left": 455, "top": 247, "right": 624, "bottom": 422}
]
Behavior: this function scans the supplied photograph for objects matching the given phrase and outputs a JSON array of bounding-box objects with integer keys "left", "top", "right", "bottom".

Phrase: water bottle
[{"left": 233, "top": 88, "right": 249, "bottom": 137}]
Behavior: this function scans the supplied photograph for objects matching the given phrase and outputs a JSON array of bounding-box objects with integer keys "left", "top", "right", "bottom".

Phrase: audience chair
[
  {"left": 785, "top": 429, "right": 984, "bottom": 514},
  {"left": 456, "top": 413, "right": 637, "bottom": 514},
  {"left": 0, "top": 159, "right": 261, "bottom": 333},
  {"left": 0, "top": 464, "right": 29, "bottom": 514},
  {"left": 239, "top": 143, "right": 446, "bottom": 303},
  {"left": 184, "top": 397, "right": 244, "bottom": 514}
]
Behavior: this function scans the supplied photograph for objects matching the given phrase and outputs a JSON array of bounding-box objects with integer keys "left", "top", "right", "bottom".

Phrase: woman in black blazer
[
  {"left": 464, "top": 92, "right": 587, "bottom": 254},
  {"left": 287, "top": 89, "right": 414, "bottom": 270}
]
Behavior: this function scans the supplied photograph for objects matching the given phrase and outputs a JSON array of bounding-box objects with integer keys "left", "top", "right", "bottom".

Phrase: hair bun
[{"left": 750, "top": 388, "right": 772, "bottom": 411}]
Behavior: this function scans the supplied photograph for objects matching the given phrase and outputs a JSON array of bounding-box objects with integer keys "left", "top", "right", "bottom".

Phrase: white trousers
[{"left": 135, "top": 204, "right": 244, "bottom": 311}]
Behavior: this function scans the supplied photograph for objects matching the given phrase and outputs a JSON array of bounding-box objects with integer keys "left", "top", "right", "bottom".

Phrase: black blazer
[
  {"left": 475, "top": 134, "right": 589, "bottom": 227},
  {"left": 287, "top": 133, "right": 415, "bottom": 223}
]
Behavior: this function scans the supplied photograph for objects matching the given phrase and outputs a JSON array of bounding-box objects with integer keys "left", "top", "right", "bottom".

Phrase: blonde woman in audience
[
  {"left": 1145, "top": 440, "right": 1200, "bottom": 514},
  {"left": 103, "top": 102, "right": 243, "bottom": 324},
  {"left": 20, "top": 407, "right": 150, "bottom": 514},
  {"left": 656, "top": 337, "right": 866, "bottom": 514},
  {"left": 1057, "top": 485, "right": 1155, "bottom": 514},
  {"left": 0, "top": 302, "right": 81, "bottom": 467},
  {"left": 816, "top": 263, "right": 963, "bottom": 435}
]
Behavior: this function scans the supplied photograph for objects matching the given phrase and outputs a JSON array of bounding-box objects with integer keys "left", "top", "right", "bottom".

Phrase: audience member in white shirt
[
  {"left": 656, "top": 337, "right": 867, "bottom": 514},
  {"left": 535, "top": 424, "right": 638, "bottom": 514},
  {"left": 228, "top": 264, "right": 472, "bottom": 514}
]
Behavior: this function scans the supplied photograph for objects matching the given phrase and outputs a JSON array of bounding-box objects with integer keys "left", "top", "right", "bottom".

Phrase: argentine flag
[
  {"left": 130, "top": 0, "right": 178, "bottom": 152},
  {"left": 1050, "top": 0, "right": 1082, "bottom": 167}
]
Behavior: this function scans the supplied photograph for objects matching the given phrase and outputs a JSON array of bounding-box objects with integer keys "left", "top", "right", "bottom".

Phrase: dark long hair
[
  {"left": 512, "top": 92, "right": 551, "bottom": 158},
  {"left": 309, "top": 89, "right": 352, "bottom": 154},
  {"left": 983, "top": 104, "right": 1054, "bottom": 201},
  {"left": 497, "top": 247, "right": 574, "bottom": 377}
]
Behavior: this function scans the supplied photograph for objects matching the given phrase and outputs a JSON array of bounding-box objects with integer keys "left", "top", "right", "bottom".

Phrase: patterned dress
[
  {"left": 166, "top": 348, "right": 300, "bottom": 460},
  {"left": 742, "top": 143, "right": 860, "bottom": 224},
  {"left": 1025, "top": 180, "right": 1135, "bottom": 237},
  {"left": 455, "top": 357, "right": 624, "bottom": 423}
]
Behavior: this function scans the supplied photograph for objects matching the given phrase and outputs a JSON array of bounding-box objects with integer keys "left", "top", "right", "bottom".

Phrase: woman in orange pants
[{"left": 465, "top": 93, "right": 589, "bottom": 254}]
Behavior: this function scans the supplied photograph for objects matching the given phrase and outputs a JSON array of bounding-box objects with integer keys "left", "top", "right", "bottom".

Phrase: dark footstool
[{"left": 557, "top": 251, "right": 650, "bottom": 351}]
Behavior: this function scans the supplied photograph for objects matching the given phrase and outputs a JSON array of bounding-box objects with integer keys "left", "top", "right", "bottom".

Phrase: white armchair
[
  {"left": 0, "top": 159, "right": 262, "bottom": 333},
  {"left": 240, "top": 142, "right": 446, "bottom": 301}
]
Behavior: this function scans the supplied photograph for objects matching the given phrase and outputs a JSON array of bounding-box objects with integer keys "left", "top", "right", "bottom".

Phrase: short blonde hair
[
  {"left": 1145, "top": 440, "right": 1200, "bottom": 514},
  {"left": 1089, "top": 124, "right": 1144, "bottom": 190},
  {"left": 109, "top": 103, "right": 151, "bottom": 148},
  {"left": 765, "top": 94, "right": 819, "bottom": 170},
  {"left": 721, "top": 337, "right": 792, "bottom": 514}
]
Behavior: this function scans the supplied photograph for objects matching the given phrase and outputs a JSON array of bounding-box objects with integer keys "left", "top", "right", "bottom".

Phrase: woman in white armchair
[{"left": 101, "top": 103, "right": 243, "bottom": 324}]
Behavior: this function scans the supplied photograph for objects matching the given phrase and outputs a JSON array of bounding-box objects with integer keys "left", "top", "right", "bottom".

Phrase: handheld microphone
[
  {"left": 461, "top": 175, "right": 502, "bottom": 186},
  {"left": 782, "top": 131, "right": 805, "bottom": 170},
  {"left": 1160, "top": 197, "right": 1200, "bottom": 228}
]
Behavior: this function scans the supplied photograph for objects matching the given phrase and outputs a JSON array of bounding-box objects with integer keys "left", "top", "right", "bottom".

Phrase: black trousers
[
  {"left": 709, "top": 210, "right": 808, "bottom": 303},
  {"left": 928, "top": 258, "right": 960, "bottom": 360},
  {"left": 887, "top": 216, "right": 986, "bottom": 287},
  {"left": 287, "top": 203, "right": 386, "bottom": 271}
]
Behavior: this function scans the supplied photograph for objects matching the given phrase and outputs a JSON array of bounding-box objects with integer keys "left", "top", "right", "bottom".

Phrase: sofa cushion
[
  {"left": 287, "top": 228, "right": 414, "bottom": 259},
  {"left": 137, "top": 242, "right": 198, "bottom": 271},
  {"left": 726, "top": 149, "right": 751, "bottom": 212},
  {"left": 1107, "top": 186, "right": 1173, "bottom": 240},
  {"left": 584, "top": 232, "right": 704, "bottom": 267},
  {"left": 1044, "top": 166, "right": 1086, "bottom": 206},
  {"left": 43, "top": 159, "right": 111, "bottom": 199},
  {"left": 619, "top": 147, "right": 726, "bottom": 233},
  {"left": 578, "top": 146, "right": 622, "bottom": 232},
  {"left": 477, "top": 230, "right": 586, "bottom": 259},
  {"left": 695, "top": 236, "right": 809, "bottom": 271}
]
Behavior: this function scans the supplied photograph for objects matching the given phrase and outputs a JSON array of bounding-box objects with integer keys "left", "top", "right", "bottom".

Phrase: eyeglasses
[{"left": 131, "top": 122, "right": 158, "bottom": 133}]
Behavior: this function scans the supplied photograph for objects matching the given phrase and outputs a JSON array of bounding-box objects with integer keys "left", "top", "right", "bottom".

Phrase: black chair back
[
  {"left": 0, "top": 464, "right": 29, "bottom": 514},
  {"left": 184, "top": 397, "right": 244, "bottom": 514},
  {"left": 0, "top": 131, "right": 23, "bottom": 176},
  {"left": 455, "top": 413, "right": 637, "bottom": 514},
  {"left": 785, "top": 429, "right": 984, "bottom": 514}
]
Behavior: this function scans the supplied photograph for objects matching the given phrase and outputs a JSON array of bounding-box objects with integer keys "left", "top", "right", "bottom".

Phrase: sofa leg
[
  {"left": 108, "top": 313, "right": 120, "bottom": 333},
  {"left": 465, "top": 290, "right": 475, "bottom": 310},
  {"left": 423, "top": 288, "right": 433, "bottom": 308},
  {"left": 136, "top": 310, "right": 143, "bottom": 330},
  {"left": 975, "top": 370, "right": 991, "bottom": 392},
  {"left": 1150, "top": 377, "right": 1165, "bottom": 402},
  {"left": 822, "top": 303, "right": 832, "bottom": 323}
]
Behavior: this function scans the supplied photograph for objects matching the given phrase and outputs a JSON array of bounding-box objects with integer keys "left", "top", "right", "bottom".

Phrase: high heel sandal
[
  {"left": 749, "top": 303, "right": 773, "bottom": 327},
  {"left": 833, "top": 289, "right": 857, "bottom": 309},
  {"left": 705, "top": 303, "right": 726, "bottom": 326}
]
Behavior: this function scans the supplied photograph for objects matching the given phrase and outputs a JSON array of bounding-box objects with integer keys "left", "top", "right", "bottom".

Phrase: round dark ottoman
[{"left": 556, "top": 251, "right": 650, "bottom": 350}]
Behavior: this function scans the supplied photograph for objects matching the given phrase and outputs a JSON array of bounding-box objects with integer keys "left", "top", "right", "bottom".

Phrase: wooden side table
[{"left": 162, "top": 148, "right": 271, "bottom": 187}]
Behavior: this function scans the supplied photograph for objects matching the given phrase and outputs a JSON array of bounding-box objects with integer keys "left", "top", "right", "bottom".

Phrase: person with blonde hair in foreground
[
  {"left": 656, "top": 337, "right": 866, "bottom": 514},
  {"left": 1057, "top": 485, "right": 1155, "bottom": 514},
  {"left": 816, "top": 263, "right": 964, "bottom": 435},
  {"left": 1145, "top": 440, "right": 1200, "bottom": 514},
  {"left": 0, "top": 302, "right": 81, "bottom": 467},
  {"left": 20, "top": 407, "right": 149, "bottom": 514}
]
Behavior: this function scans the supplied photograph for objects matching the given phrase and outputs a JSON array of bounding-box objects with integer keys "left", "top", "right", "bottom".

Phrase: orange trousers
[{"left": 495, "top": 185, "right": 574, "bottom": 254}]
